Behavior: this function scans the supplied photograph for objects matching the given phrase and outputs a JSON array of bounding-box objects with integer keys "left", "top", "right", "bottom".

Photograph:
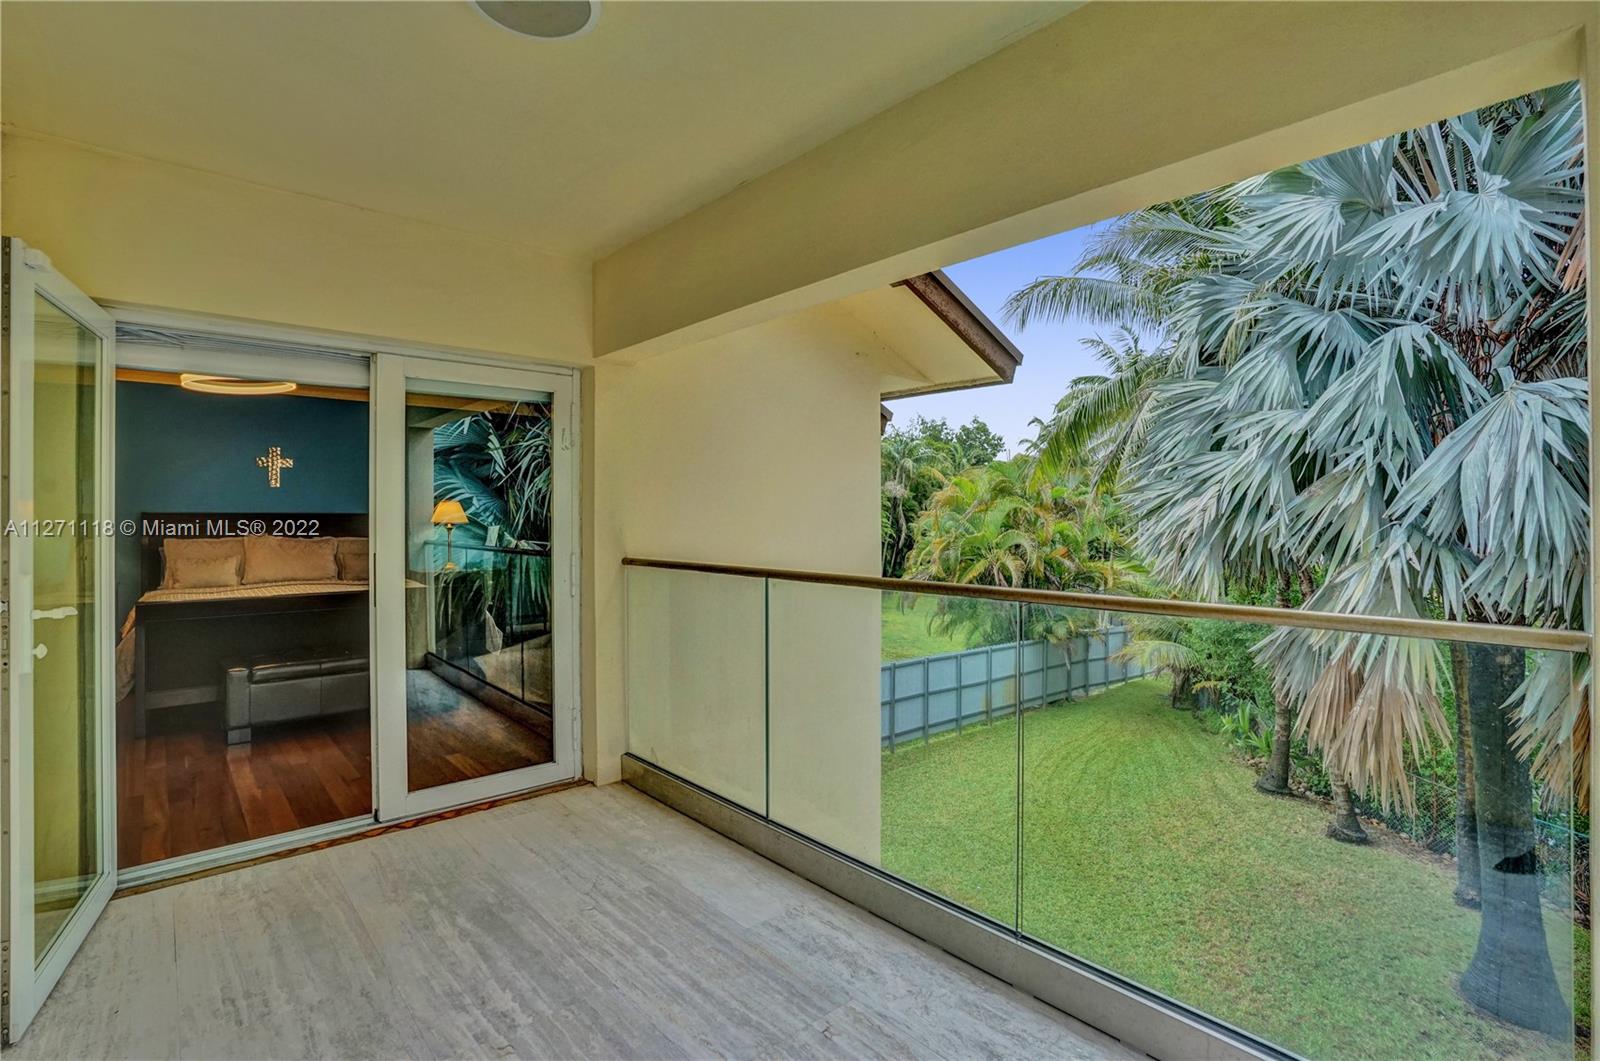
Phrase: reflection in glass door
[
  {"left": 28, "top": 295, "right": 101, "bottom": 953},
  {"left": 373, "top": 356, "right": 576, "bottom": 819},
  {"left": 3, "top": 239, "right": 116, "bottom": 1043}
]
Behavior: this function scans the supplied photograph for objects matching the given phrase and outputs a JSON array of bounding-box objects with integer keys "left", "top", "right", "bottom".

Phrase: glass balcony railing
[
  {"left": 623, "top": 560, "right": 1589, "bottom": 1061},
  {"left": 422, "top": 539, "right": 553, "bottom": 708}
]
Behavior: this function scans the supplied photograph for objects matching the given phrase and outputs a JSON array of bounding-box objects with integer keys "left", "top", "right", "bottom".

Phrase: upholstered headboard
[{"left": 138, "top": 512, "right": 369, "bottom": 594}]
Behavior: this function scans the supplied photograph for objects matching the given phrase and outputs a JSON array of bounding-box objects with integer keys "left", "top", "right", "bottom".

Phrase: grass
[
  {"left": 880, "top": 593, "right": 970, "bottom": 660},
  {"left": 881, "top": 678, "right": 1589, "bottom": 1061}
]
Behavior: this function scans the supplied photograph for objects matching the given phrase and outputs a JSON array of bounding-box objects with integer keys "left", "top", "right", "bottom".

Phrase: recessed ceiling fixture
[
  {"left": 179, "top": 373, "right": 297, "bottom": 396},
  {"left": 472, "top": 0, "right": 599, "bottom": 41}
]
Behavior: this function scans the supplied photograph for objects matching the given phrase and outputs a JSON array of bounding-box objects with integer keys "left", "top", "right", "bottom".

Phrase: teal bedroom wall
[{"left": 114, "top": 381, "right": 368, "bottom": 617}]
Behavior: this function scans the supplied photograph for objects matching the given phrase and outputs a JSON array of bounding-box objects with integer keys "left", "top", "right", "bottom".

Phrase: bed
[{"left": 131, "top": 512, "right": 371, "bottom": 737}]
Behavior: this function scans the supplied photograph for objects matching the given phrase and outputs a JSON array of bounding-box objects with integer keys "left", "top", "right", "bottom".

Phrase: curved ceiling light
[
  {"left": 179, "top": 373, "right": 297, "bottom": 396},
  {"left": 472, "top": 0, "right": 599, "bottom": 40}
]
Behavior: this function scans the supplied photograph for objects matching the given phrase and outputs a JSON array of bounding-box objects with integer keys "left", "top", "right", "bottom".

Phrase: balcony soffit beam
[{"left": 592, "top": 1, "right": 1591, "bottom": 362}]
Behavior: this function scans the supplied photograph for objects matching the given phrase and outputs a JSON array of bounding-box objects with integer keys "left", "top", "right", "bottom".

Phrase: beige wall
[
  {"left": 585, "top": 305, "right": 887, "bottom": 793},
  {"left": 1, "top": 133, "right": 591, "bottom": 363}
]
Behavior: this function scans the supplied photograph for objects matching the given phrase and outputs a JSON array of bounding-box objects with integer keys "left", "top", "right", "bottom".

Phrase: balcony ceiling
[{"left": 1, "top": 1, "right": 1070, "bottom": 260}]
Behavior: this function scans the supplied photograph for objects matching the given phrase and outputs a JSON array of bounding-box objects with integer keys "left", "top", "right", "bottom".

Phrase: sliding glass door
[
  {"left": 2, "top": 239, "right": 117, "bottom": 1042},
  {"left": 371, "top": 355, "right": 577, "bottom": 819}
]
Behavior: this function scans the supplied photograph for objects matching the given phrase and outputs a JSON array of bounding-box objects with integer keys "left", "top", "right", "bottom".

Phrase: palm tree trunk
[
  {"left": 1256, "top": 569, "right": 1295, "bottom": 796},
  {"left": 1255, "top": 704, "right": 1293, "bottom": 795},
  {"left": 1169, "top": 667, "right": 1193, "bottom": 710},
  {"left": 1325, "top": 766, "right": 1368, "bottom": 843},
  {"left": 1457, "top": 642, "right": 1568, "bottom": 1035},
  {"left": 1451, "top": 644, "right": 1481, "bottom": 908}
]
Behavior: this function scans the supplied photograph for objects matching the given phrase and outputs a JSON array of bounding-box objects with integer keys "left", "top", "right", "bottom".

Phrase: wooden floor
[
  {"left": 120, "top": 684, "right": 552, "bottom": 868},
  {"left": 118, "top": 701, "right": 372, "bottom": 869},
  {"left": 18, "top": 785, "right": 1135, "bottom": 1061}
]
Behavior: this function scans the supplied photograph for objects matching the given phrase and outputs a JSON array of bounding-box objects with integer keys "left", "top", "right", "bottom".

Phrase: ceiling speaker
[{"left": 473, "top": 1, "right": 599, "bottom": 41}]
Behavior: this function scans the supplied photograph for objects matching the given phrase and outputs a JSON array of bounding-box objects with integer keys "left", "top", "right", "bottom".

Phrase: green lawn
[
  {"left": 881, "top": 679, "right": 1589, "bottom": 1061},
  {"left": 880, "top": 593, "right": 970, "bottom": 660}
]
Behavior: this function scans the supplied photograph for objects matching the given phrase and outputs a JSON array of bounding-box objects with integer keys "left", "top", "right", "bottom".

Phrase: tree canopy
[
  {"left": 1005, "top": 83, "right": 1588, "bottom": 811},
  {"left": 881, "top": 415, "right": 1008, "bottom": 577}
]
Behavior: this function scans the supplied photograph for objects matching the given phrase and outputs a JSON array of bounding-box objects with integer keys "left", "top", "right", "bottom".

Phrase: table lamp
[{"left": 431, "top": 499, "right": 469, "bottom": 569}]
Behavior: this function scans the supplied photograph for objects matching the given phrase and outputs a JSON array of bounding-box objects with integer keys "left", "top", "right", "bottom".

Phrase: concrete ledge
[{"left": 622, "top": 753, "right": 1290, "bottom": 1061}]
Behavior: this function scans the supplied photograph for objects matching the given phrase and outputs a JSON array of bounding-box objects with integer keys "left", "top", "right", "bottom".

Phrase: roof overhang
[
  {"left": 887, "top": 271, "right": 1022, "bottom": 397},
  {"left": 841, "top": 270, "right": 1022, "bottom": 403}
]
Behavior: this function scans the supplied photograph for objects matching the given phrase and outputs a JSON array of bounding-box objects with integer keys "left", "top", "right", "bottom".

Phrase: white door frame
[
  {"left": 1, "top": 238, "right": 118, "bottom": 1043},
  {"left": 371, "top": 353, "right": 580, "bottom": 820},
  {"left": 108, "top": 314, "right": 584, "bottom": 873},
  {"left": 0, "top": 280, "right": 585, "bottom": 1035}
]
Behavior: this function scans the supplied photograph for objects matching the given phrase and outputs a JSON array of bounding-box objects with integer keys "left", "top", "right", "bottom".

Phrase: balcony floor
[{"left": 14, "top": 783, "right": 1135, "bottom": 1060}]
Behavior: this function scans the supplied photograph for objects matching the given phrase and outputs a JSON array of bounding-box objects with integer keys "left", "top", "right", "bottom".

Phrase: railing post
[
  {"left": 922, "top": 655, "right": 931, "bottom": 745},
  {"left": 955, "top": 649, "right": 964, "bottom": 735},
  {"left": 984, "top": 645, "right": 993, "bottom": 726},
  {"left": 887, "top": 661, "right": 897, "bottom": 754}
]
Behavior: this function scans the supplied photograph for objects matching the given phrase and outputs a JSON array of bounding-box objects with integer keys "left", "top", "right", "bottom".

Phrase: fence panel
[{"left": 881, "top": 626, "right": 1146, "bottom": 747}]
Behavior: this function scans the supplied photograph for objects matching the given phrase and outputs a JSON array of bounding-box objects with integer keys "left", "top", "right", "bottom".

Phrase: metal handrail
[
  {"left": 445, "top": 540, "right": 552, "bottom": 558},
  {"left": 621, "top": 557, "right": 1591, "bottom": 654}
]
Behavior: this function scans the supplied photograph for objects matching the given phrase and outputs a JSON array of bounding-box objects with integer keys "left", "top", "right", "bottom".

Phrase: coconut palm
[
  {"left": 1026, "top": 329, "right": 1170, "bottom": 490},
  {"left": 1006, "top": 84, "right": 1587, "bottom": 1034}
]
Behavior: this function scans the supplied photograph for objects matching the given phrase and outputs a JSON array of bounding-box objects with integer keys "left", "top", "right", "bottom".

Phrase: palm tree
[
  {"left": 1025, "top": 330, "right": 1170, "bottom": 491},
  {"left": 1006, "top": 85, "right": 1586, "bottom": 1034},
  {"left": 1112, "top": 614, "right": 1200, "bottom": 710},
  {"left": 904, "top": 456, "right": 1144, "bottom": 645},
  {"left": 881, "top": 427, "right": 951, "bottom": 577}
]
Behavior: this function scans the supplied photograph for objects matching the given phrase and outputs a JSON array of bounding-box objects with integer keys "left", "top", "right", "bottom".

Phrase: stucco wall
[{"left": 586, "top": 304, "right": 885, "bottom": 858}]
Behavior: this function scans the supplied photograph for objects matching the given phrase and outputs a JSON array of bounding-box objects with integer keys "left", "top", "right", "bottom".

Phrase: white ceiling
[{"left": 2, "top": 1, "right": 1068, "bottom": 259}]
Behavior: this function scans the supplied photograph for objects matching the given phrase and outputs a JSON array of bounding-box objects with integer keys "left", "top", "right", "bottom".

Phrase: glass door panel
[
  {"left": 29, "top": 294, "right": 101, "bottom": 956},
  {"left": 372, "top": 357, "right": 576, "bottom": 819},
  {"left": 112, "top": 354, "right": 372, "bottom": 873},
  {"left": 3, "top": 239, "right": 116, "bottom": 1043}
]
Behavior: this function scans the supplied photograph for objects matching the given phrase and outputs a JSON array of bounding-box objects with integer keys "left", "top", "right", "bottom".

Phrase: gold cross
[{"left": 255, "top": 446, "right": 295, "bottom": 488}]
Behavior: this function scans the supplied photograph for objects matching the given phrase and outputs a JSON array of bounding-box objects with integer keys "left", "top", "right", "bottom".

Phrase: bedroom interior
[{"left": 115, "top": 364, "right": 556, "bottom": 870}]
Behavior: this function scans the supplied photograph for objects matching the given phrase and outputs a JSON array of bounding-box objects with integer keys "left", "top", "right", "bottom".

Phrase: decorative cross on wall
[{"left": 255, "top": 446, "right": 295, "bottom": 488}]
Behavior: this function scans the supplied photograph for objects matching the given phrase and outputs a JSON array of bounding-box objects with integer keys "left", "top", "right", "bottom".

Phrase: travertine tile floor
[{"left": 15, "top": 783, "right": 1138, "bottom": 1060}]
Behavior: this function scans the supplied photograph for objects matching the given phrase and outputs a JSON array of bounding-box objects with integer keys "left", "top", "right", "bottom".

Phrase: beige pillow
[
  {"left": 169, "top": 552, "right": 241, "bottom": 590},
  {"left": 242, "top": 535, "right": 339, "bottom": 584},
  {"left": 336, "top": 537, "right": 369, "bottom": 582},
  {"left": 161, "top": 537, "right": 244, "bottom": 589}
]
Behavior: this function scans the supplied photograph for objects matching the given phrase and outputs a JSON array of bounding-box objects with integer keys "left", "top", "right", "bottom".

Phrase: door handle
[{"left": 32, "top": 606, "right": 78, "bottom": 620}]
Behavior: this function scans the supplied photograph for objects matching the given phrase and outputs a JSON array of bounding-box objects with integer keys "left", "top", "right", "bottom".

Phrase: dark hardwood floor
[
  {"left": 118, "top": 682, "right": 553, "bottom": 868},
  {"left": 117, "top": 698, "right": 371, "bottom": 869}
]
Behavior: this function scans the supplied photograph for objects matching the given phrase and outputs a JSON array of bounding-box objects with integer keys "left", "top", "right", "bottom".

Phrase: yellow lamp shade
[{"left": 431, "top": 499, "right": 469, "bottom": 526}]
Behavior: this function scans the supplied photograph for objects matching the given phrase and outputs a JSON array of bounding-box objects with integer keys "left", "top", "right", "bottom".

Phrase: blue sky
[{"left": 886, "top": 221, "right": 1115, "bottom": 454}]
